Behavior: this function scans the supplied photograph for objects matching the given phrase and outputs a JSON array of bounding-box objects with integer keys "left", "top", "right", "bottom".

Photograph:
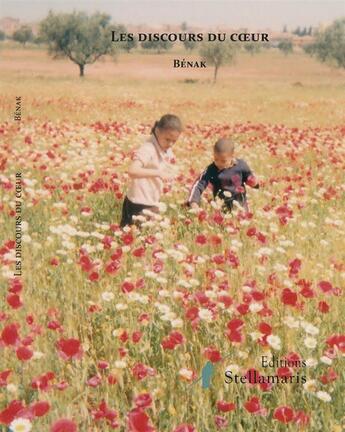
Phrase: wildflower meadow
[{"left": 0, "top": 47, "right": 344, "bottom": 432}]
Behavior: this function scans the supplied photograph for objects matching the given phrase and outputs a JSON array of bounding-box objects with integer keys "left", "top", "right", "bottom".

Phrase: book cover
[{"left": 0, "top": 1, "right": 344, "bottom": 431}]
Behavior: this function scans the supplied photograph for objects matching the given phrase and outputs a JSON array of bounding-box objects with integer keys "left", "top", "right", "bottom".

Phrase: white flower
[
  {"left": 304, "top": 337, "right": 317, "bottom": 349},
  {"left": 267, "top": 334, "right": 282, "bottom": 350},
  {"left": 155, "top": 303, "right": 170, "bottom": 314},
  {"left": 101, "top": 292, "right": 114, "bottom": 302},
  {"left": 301, "top": 322, "right": 319, "bottom": 336},
  {"left": 114, "top": 360, "right": 127, "bottom": 369},
  {"left": 198, "top": 308, "right": 213, "bottom": 322},
  {"left": 9, "top": 418, "right": 32, "bottom": 432},
  {"left": 161, "top": 312, "right": 176, "bottom": 321},
  {"left": 303, "top": 379, "right": 317, "bottom": 393},
  {"left": 32, "top": 351, "right": 44, "bottom": 360},
  {"left": 6, "top": 384, "right": 18, "bottom": 394},
  {"left": 237, "top": 350, "right": 249, "bottom": 359},
  {"left": 179, "top": 368, "right": 193, "bottom": 380},
  {"left": 249, "top": 302, "right": 263, "bottom": 313},
  {"left": 273, "top": 263, "right": 288, "bottom": 272},
  {"left": 115, "top": 303, "right": 128, "bottom": 311},
  {"left": 283, "top": 315, "right": 300, "bottom": 329},
  {"left": 250, "top": 332, "right": 262, "bottom": 341},
  {"left": 225, "top": 364, "right": 239, "bottom": 374},
  {"left": 305, "top": 358, "right": 318, "bottom": 367},
  {"left": 316, "top": 391, "right": 331, "bottom": 402},
  {"left": 171, "top": 318, "right": 183, "bottom": 328},
  {"left": 320, "top": 356, "right": 332, "bottom": 365}
]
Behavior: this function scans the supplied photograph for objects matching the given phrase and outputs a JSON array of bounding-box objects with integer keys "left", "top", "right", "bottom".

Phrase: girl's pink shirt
[{"left": 126, "top": 134, "right": 175, "bottom": 206}]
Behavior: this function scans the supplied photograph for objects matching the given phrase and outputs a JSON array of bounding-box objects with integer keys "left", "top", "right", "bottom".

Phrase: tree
[
  {"left": 293, "top": 26, "right": 301, "bottom": 36},
  {"left": 199, "top": 41, "right": 238, "bottom": 83},
  {"left": 181, "top": 22, "right": 188, "bottom": 31},
  {"left": 183, "top": 39, "right": 197, "bottom": 51},
  {"left": 244, "top": 42, "right": 262, "bottom": 56},
  {"left": 39, "top": 11, "right": 119, "bottom": 77},
  {"left": 307, "top": 18, "right": 345, "bottom": 69},
  {"left": 121, "top": 36, "right": 138, "bottom": 53},
  {"left": 278, "top": 39, "right": 293, "bottom": 55},
  {"left": 12, "top": 25, "right": 33, "bottom": 46},
  {"left": 0, "top": 30, "right": 6, "bottom": 41},
  {"left": 141, "top": 39, "right": 173, "bottom": 54}
]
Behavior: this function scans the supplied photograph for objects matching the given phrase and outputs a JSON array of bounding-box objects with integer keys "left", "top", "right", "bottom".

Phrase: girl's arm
[
  {"left": 128, "top": 160, "right": 173, "bottom": 180},
  {"left": 128, "top": 160, "right": 160, "bottom": 179}
]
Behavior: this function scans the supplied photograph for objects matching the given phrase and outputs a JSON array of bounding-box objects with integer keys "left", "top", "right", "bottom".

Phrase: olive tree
[
  {"left": 307, "top": 18, "right": 345, "bottom": 69},
  {"left": 39, "top": 11, "right": 121, "bottom": 77},
  {"left": 199, "top": 41, "right": 238, "bottom": 83},
  {"left": 277, "top": 39, "right": 293, "bottom": 55},
  {"left": 13, "top": 25, "right": 33, "bottom": 46}
]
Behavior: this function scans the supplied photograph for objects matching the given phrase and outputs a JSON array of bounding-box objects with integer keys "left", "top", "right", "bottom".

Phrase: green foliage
[
  {"left": 121, "top": 36, "right": 138, "bottom": 53},
  {"left": 141, "top": 39, "right": 173, "bottom": 53},
  {"left": 244, "top": 42, "right": 262, "bottom": 56},
  {"left": 0, "top": 30, "right": 6, "bottom": 41},
  {"left": 12, "top": 25, "right": 33, "bottom": 45},
  {"left": 39, "top": 11, "right": 120, "bottom": 76},
  {"left": 183, "top": 39, "right": 197, "bottom": 51},
  {"left": 307, "top": 18, "right": 345, "bottom": 69},
  {"left": 277, "top": 39, "right": 293, "bottom": 55},
  {"left": 199, "top": 41, "right": 238, "bottom": 82}
]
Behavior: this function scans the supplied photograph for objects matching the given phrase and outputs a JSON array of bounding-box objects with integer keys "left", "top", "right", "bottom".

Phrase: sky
[{"left": 1, "top": 0, "right": 344, "bottom": 30}]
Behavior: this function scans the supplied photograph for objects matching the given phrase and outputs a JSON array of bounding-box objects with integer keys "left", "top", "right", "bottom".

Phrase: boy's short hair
[{"left": 214, "top": 138, "right": 235, "bottom": 154}]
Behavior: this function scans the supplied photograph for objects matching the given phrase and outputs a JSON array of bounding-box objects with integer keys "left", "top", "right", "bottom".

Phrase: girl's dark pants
[{"left": 120, "top": 196, "right": 159, "bottom": 227}]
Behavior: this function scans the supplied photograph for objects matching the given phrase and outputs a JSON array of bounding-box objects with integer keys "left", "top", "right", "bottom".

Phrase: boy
[{"left": 187, "top": 138, "right": 259, "bottom": 211}]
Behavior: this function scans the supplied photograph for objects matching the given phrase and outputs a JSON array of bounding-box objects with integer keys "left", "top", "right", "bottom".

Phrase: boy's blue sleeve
[
  {"left": 241, "top": 160, "right": 253, "bottom": 182},
  {"left": 241, "top": 160, "right": 259, "bottom": 189},
  {"left": 188, "top": 167, "right": 211, "bottom": 204}
]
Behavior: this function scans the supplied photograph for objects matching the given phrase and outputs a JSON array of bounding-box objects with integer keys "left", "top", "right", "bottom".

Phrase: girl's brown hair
[{"left": 151, "top": 114, "right": 183, "bottom": 134}]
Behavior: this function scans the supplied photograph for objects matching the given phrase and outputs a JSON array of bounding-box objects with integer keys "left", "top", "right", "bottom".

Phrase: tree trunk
[
  {"left": 213, "top": 65, "right": 219, "bottom": 83},
  {"left": 79, "top": 64, "right": 85, "bottom": 77}
]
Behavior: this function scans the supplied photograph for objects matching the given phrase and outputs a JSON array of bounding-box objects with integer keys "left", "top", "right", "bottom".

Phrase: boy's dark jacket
[{"left": 188, "top": 158, "right": 259, "bottom": 209}]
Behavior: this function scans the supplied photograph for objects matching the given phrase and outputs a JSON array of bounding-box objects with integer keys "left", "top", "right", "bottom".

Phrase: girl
[{"left": 120, "top": 114, "right": 183, "bottom": 227}]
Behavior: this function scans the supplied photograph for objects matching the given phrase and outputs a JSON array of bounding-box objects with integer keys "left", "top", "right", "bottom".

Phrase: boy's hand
[{"left": 246, "top": 175, "right": 259, "bottom": 188}]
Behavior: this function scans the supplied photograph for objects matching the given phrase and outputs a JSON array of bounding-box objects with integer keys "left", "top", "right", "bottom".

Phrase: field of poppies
[{"left": 0, "top": 49, "right": 345, "bottom": 432}]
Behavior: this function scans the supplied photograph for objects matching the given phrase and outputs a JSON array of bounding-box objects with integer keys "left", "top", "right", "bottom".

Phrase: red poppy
[
  {"left": 243, "top": 396, "right": 267, "bottom": 416},
  {"left": 318, "top": 281, "right": 333, "bottom": 294},
  {"left": 216, "top": 401, "right": 236, "bottom": 412},
  {"left": 87, "top": 375, "right": 102, "bottom": 387},
  {"left": 16, "top": 346, "right": 33, "bottom": 361},
  {"left": 0, "top": 400, "right": 24, "bottom": 425},
  {"left": 50, "top": 418, "right": 77, "bottom": 432},
  {"left": 132, "top": 363, "right": 156, "bottom": 381},
  {"left": 56, "top": 338, "right": 83, "bottom": 360},
  {"left": 134, "top": 393, "right": 152, "bottom": 409},
  {"left": 204, "top": 346, "right": 222, "bottom": 363},
  {"left": 281, "top": 288, "right": 297, "bottom": 306},
  {"left": 173, "top": 425, "right": 195, "bottom": 432},
  {"left": 1, "top": 323, "right": 20, "bottom": 346},
  {"left": 127, "top": 408, "right": 155, "bottom": 432},
  {"left": 0, "top": 370, "right": 11, "bottom": 387},
  {"left": 31, "top": 400, "right": 50, "bottom": 417},
  {"left": 326, "top": 334, "right": 345, "bottom": 352},
  {"left": 273, "top": 406, "right": 294, "bottom": 423},
  {"left": 6, "top": 294, "right": 22, "bottom": 309},
  {"left": 318, "top": 301, "right": 329, "bottom": 313}
]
